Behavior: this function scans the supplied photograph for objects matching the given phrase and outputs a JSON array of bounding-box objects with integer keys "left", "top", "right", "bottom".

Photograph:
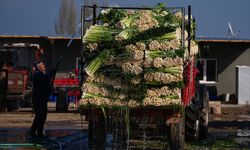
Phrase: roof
[
  {"left": 197, "top": 37, "right": 250, "bottom": 43},
  {"left": 1, "top": 35, "right": 250, "bottom": 43},
  {"left": 0, "top": 35, "right": 81, "bottom": 40}
]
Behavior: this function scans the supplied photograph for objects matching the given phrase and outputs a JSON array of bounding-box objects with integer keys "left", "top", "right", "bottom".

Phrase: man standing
[{"left": 29, "top": 61, "right": 56, "bottom": 137}]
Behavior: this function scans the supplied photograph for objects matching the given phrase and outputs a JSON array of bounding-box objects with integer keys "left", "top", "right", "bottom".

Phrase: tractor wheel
[
  {"left": 169, "top": 116, "right": 185, "bottom": 150},
  {"left": 199, "top": 92, "right": 209, "bottom": 139},
  {"left": 185, "top": 99, "right": 199, "bottom": 141},
  {"left": 7, "top": 99, "right": 20, "bottom": 111}
]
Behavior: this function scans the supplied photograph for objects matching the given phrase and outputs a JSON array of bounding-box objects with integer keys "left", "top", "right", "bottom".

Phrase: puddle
[{"left": 237, "top": 129, "right": 250, "bottom": 137}]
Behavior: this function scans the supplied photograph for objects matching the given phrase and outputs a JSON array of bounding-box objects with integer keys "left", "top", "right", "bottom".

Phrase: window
[{"left": 197, "top": 59, "right": 217, "bottom": 84}]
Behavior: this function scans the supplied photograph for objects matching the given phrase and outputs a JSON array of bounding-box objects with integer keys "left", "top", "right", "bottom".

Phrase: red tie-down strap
[{"left": 182, "top": 58, "right": 198, "bottom": 106}]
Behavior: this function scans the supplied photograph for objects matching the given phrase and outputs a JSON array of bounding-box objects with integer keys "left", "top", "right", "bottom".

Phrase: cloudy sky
[{"left": 0, "top": 0, "right": 249, "bottom": 39}]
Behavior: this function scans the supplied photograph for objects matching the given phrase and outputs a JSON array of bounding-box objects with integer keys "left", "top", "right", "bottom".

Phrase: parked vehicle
[
  {"left": 0, "top": 43, "right": 43, "bottom": 111},
  {"left": 52, "top": 69, "right": 81, "bottom": 112}
]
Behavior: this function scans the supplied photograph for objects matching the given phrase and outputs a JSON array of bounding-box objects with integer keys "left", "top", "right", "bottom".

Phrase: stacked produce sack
[{"left": 80, "top": 4, "right": 198, "bottom": 108}]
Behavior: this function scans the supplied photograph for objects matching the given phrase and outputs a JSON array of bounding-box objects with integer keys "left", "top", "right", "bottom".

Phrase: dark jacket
[{"left": 32, "top": 69, "right": 56, "bottom": 100}]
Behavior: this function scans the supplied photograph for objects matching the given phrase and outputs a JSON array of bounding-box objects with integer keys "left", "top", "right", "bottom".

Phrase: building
[{"left": 198, "top": 38, "right": 250, "bottom": 103}]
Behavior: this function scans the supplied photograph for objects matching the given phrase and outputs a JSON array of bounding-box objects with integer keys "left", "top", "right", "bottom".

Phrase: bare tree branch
[{"left": 55, "top": 0, "right": 77, "bottom": 35}]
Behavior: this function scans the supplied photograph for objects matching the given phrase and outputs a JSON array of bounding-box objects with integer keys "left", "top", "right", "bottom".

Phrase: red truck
[
  {"left": 0, "top": 43, "right": 43, "bottom": 111},
  {"left": 0, "top": 43, "right": 81, "bottom": 112}
]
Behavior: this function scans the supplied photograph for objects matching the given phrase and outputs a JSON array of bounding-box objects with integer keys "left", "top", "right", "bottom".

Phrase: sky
[{"left": 0, "top": 0, "right": 250, "bottom": 39}]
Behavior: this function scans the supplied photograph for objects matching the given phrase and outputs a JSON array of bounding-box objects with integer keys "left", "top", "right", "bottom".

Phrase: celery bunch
[
  {"left": 85, "top": 49, "right": 111, "bottom": 76},
  {"left": 146, "top": 50, "right": 177, "bottom": 58},
  {"left": 155, "top": 28, "right": 181, "bottom": 41},
  {"left": 83, "top": 25, "right": 120, "bottom": 43},
  {"left": 145, "top": 66, "right": 183, "bottom": 74}
]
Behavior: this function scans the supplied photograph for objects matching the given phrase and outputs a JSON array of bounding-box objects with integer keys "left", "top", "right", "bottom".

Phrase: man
[{"left": 29, "top": 61, "right": 56, "bottom": 137}]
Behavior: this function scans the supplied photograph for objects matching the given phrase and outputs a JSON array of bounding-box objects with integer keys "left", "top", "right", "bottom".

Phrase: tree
[
  {"left": 55, "top": 0, "right": 77, "bottom": 35},
  {"left": 103, "top": 0, "right": 109, "bottom": 7}
]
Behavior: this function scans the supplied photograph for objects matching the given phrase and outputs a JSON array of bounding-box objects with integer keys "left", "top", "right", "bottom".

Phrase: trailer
[{"left": 79, "top": 4, "right": 209, "bottom": 149}]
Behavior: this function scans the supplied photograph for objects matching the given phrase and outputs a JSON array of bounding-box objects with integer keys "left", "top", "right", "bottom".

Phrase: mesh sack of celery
[{"left": 80, "top": 4, "right": 193, "bottom": 108}]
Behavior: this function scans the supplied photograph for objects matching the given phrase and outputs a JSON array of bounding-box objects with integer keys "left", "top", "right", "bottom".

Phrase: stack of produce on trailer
[{"left": 80, "top": 4, "right": 198, "bottom": 109}]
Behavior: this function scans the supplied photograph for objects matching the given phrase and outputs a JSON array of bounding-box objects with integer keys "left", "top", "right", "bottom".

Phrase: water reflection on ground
[
  {"left": 1, "top": 128, "right": 250, "bottom": 150},
  {"left": 0, "top": 128, "right": 88, "bottom": 150}
]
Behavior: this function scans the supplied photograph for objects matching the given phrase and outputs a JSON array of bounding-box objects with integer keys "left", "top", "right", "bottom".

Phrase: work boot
[
  {"left": 28, "top": 129, "right": 36, "bottom": 137},
  {"left": 37, "top": 134, "right": 49, "bottom": 139}
]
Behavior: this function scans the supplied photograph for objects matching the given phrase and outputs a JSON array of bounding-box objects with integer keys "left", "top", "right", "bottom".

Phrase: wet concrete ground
[
  {"left": 0, "top": 128, "right": 88, "bottom": 150},
  {"left": 0, "top": 104, "right": 249, "bottom": 149},
  {"left": 0, "top": 107, "right": 88, "bottom": 150}
]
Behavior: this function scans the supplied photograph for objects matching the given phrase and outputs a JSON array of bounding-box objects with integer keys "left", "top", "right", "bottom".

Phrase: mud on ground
[
  {"left": 0, "top": 108, "right": 87, "bottom": 129},
  {"left": 197, "top": 104, "right": 250, "bottom": 149},
  {"left": 0, "top": 104, "right": 249, "bottom": 129},
  {"left": 209, "top": 104, "right": 250, "bottom": 133}
]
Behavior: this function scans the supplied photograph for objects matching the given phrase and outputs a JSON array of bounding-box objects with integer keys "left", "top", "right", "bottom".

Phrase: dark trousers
[{"left": 30, "top": 99, "right": 48, "bottom": 136}]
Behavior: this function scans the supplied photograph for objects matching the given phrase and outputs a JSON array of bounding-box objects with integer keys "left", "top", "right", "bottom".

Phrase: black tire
[
  {"left": 21, "top": 91, "right": 32, "bottom": 108},
  {"left": 169, "top": 116, "right": 185, "bottom": 150},
  {"left": 56, "top": 89, "right": 68, "bottom": 112},
  {"left": 185, "top": 99, "right": 199, "bottom": 141},
  {"left": 7, "top": 99, "right": 20, "bottom": 111},
  {"left": 199, "top": 92, "right": 209, "bottom": 139}
]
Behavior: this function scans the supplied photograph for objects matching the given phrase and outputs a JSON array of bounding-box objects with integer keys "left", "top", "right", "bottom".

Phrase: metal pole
[
  {"left": 93, "top": 4, "right": 97, "bottom": 25},
  {"left": 188, "top": 5, "right": 191, "bottom": 55},
  {"left": 80, "top": 5, "right": 86, "bottom": 86},
  {"left": 81, "top": 5, "right": 84, "bottom": 44},
  {"left": 182, "top": 7, "right": 185, "bottom": 51},
  {"left": 84, "top": 5, "right": 182, "bottom": 10}
]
